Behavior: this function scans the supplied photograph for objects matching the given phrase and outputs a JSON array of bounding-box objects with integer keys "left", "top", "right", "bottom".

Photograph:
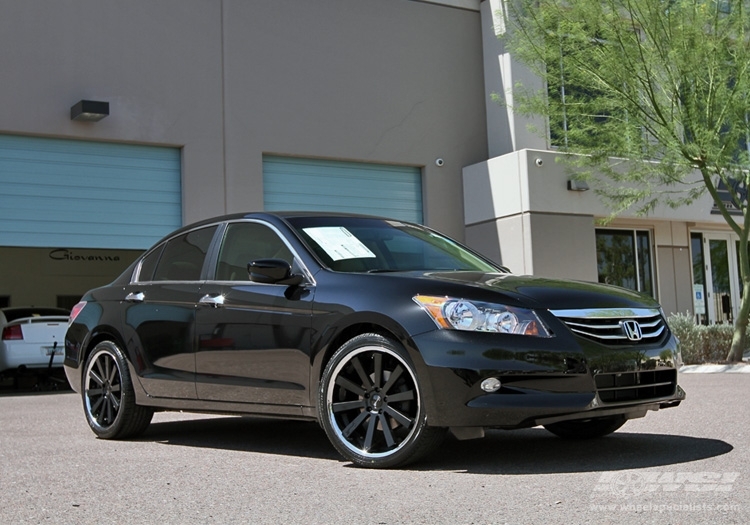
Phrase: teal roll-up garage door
[
  {"left": 0, "top": 135, "right": 181, "bottom": 249},
  {"left": 263, "top": 156, "right": 423, "bottom": 223}
]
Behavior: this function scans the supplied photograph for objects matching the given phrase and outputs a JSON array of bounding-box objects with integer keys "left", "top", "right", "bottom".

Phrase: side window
[
  {"left": 136, "top": 244, "right": 165, "bottom": 282},
  {"left": 215, "top": 222, "right": 293, "bottom": 281},
  {"left": 152, "top": 226, "right": 218, "bottom": 281}
]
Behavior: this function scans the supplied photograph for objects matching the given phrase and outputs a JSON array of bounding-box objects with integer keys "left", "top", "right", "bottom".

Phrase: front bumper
[{"left": 410, "top": 329, "right": 684, "bottom": 428}]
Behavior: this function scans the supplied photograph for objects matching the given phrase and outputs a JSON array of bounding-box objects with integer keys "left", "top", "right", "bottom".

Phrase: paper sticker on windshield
[{"left": 303, "top": 227, "right": 376, "bottom": 261}]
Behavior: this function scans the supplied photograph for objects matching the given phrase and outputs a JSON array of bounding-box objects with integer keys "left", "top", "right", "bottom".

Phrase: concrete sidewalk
[{"left": 680, "top": 362, "right": 750, "bottom": 373}]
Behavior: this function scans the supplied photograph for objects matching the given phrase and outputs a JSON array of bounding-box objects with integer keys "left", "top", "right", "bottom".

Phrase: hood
[{"left": 420, "top": 271, "right": 659, "bottom": 311}]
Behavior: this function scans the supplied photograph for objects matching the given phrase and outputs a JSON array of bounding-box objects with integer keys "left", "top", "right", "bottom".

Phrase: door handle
[
  {"left": 125, "top": 292, "right": 145, "bottom": 302},
  {"left": 199, "top": 294, "right": 225, "bottom": 307}
]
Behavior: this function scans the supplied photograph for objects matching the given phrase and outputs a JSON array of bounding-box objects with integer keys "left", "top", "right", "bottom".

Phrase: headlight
[{"left": 413, "top": 295, "right": 552, "bottom": 337}]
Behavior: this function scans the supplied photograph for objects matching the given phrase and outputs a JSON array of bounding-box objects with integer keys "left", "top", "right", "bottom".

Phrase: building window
[
  {"left": 596, "top": 229, "right": 654, "bottom": 297},
  {"left": 546, "top": 41, "right": 610, "bottom": 150},
  {"left": 544, "top": 28, "right": 636, "bottom": 152},
  {"left": 691, "top": 233, "right": 709, "bottom": 324}
]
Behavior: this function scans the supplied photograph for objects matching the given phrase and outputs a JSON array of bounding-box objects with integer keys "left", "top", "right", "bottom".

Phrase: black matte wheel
[
  {"left": 82, "top": 341, "right": 153, "bottom": 439},
  {"left": 319, "top": 333, "right": 445, "bottom": 468},
  {"left": 544, "top": 415, "right": 626, "bottom": 439}
]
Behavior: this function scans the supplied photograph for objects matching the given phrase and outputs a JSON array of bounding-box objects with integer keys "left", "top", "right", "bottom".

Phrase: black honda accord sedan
[{"left": 65, "top": 212, "right": 684, "bottom": 468}]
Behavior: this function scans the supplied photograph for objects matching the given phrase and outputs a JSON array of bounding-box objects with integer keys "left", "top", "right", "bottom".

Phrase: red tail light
[
  {"left": 69, "top": 301, "right": 87, "bottom": 324},
  {"left": 2, "top": 324, "right": 23, "bottom": 340}
]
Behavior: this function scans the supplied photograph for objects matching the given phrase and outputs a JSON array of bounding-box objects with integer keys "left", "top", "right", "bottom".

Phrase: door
[
  {"left": 695, "top": 233, "right": 741, "bottom": 324},
  {"left": 123, "top": 282, "right": 202, "bottom": 399},
  {"left": 263, "top": 155, "right": 423, "bottom": 223},
  {"left": 0, "top": 134, "right": 181, "bottom": 249},
  {"left": 123, "top": 224, "right": 218, "bottom": 399},
  {"left": 195, "top": 221, "right": 314, "bottom": 405}
]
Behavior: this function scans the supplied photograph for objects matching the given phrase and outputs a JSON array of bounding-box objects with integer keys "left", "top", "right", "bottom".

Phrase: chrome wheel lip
[
  {"left": 325, "top": 345, "right": 421, "bottom": 459},
  {"left": 83, "top": 348, "right": 123, "bottom": 433}
]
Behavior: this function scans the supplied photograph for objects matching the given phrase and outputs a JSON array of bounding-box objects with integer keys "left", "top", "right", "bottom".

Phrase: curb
[{"left": 679, "top": 363, "right": 750, "bottom": 374}]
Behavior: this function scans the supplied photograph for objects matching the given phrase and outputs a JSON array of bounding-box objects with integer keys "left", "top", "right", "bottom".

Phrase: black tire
[
  {"left": 318, "top": 333, "right": 445, "bottom": 468},
  {"left": 543, "top": 415, "right": 626, "bottom": 439},
  {"left": 82, "top": 341, "right": 154, "bottom": 439}
]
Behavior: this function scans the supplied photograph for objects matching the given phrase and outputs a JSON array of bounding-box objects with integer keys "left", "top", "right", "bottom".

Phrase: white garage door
[
  {"left": 263, "top": 156, "right": 423, "bottom": 223},
  {"left": 0, "top": 135, "right": 181, "bottom": 249}
]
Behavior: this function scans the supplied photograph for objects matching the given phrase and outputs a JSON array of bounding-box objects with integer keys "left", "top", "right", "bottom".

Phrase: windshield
[{"left": 287, "top": 216, "right": 501, "bottom": 273}]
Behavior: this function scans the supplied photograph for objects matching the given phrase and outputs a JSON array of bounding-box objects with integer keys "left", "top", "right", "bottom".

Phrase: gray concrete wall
[
  {"left": 465, "top": 215, "right": 527, "bottom": 272},
  {"left": 480, "top": 0, "right": 547, "bottom": 157},
  {"left": 0, "top": 0, "right": 488, "bottom": 241},
  {"left": 0, "top": 0, "right": 491, "bottom": 306},
  {"left": 657, "top": 245, "right": 694, "bottom": 317},
  {"left": 463, "top": 149, "right": 701, "bottom": 311},
  {"left": 528, "top": 213, "right": 597, "bottom": 281},
  {"left": 465, "top": 212, "right": 597, "bottom": 280},
  {"left": 220, "top": 0, "right": 488, "bottom": 239}
]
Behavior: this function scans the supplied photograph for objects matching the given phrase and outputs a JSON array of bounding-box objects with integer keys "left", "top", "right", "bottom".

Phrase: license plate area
[{"left": 43, "top": 345, "right": 63, "bottom": 356}]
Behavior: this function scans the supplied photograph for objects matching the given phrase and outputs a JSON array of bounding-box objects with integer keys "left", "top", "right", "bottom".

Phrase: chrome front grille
[{"left": 549, "top": 308, "right": 668, "bottom": 346}]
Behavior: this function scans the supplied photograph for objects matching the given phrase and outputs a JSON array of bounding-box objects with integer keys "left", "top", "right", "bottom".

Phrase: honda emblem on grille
[{"left": 621, "top": 320, "right": 643, "bottom": 341}]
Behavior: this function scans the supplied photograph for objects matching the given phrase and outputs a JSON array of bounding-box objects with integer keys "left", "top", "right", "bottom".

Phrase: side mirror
[{"left": 248, "top": 258, "right": 304, "bottom": 286}]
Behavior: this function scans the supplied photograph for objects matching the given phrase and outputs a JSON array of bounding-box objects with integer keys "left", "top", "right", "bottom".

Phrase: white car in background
[{"left": 0, "top": 307, "right": 70, "bottom": 376}]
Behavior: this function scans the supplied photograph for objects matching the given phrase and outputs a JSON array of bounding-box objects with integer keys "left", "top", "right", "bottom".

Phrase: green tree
[{"left": 504, "top": 0, "right": 750, "bottom": 361}]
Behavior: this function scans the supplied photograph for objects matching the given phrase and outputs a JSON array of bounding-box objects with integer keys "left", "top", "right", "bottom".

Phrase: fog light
[{"left": 480, "top": 377, "right": 502, "bottom": 392}]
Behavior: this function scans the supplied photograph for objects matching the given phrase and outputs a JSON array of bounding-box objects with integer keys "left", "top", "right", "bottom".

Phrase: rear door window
[{"left": 152, "top": 226, "right": 218, "bottom": 281}]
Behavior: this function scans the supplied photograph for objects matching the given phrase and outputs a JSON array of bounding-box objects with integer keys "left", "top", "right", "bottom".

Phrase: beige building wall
[
  {"left": 661, "top": 222, "right": 694, "bottom": 317},
  {"left": 0, "top": 0, "right": 488, "bottom": 241},
  {"left": 0, "top": 0, "right": 730, "bottom": 316},
  {"left": 462, "top": 147, "right": 715, "bottom": 316},
  {"left": 0, "top": 0, "right": 490, "bottom": 307},
  {"left": 219, "top": 0, "right": 487, "bottom": 238},
  {"left": 467, "top": 1, "right": 731, "bottom": 321},
  {"left": 463, "top": 149, "right": 600, "bottom": 278},
  {"left": 527, "top": 213, "right": 597, "bottom": 280}
]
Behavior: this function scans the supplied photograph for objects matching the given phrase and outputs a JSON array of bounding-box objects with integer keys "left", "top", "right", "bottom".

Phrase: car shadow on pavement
[
  {"left": 141, "top": 416, "right": 342, "bottom": 462},
  {"left": 0, "top": 369, "right": 71, "bottom": 395},
  {"left": 140, "top": 416, "right": 731, "bottom": 473},
  {"left": 418, "top": 428, "right": 733, "bottom": 474}
]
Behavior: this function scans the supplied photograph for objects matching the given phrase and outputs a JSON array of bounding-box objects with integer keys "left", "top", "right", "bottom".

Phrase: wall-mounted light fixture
[
  {"left": 567, "top": 178, "right": 589, "bottom": 192},
  {"left": 70, "top": 100, "right": 109, "bottom": 122}
]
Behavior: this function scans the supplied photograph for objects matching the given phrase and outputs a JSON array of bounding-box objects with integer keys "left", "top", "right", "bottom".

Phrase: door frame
[{"left": 695, "top": 232, "right": 741, "bottom": 324}]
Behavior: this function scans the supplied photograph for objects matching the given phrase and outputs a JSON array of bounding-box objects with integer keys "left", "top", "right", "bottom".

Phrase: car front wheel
[
  {"left": 319, "top": 333, "right": 445, "bottom": 468},
  {"left": 82, "top": 341, "right": 153, "bottom": 439},
  {"left": 543, "top": 415, "right": 626, "bottom": 439}
]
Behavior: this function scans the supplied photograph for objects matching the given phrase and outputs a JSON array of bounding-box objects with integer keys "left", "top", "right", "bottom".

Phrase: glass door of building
[{"left": 692, "top": 232, "right": 741, "bottom": 324}]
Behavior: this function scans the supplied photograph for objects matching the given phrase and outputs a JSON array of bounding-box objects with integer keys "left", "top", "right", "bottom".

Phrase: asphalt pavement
[{"left": 0, "top": 373, "right": 747, "bottom": 524}]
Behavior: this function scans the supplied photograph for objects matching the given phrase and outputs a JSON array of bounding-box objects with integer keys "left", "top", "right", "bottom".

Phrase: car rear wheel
[
  {"left": 543, "top": 415, "right": 626, "bottom": 439},
  {"left": 319, "top": 333, "right": 445, "bottom": 468},
  {"left": 82, "top": 341, "right": 153, "bottom": 439}
]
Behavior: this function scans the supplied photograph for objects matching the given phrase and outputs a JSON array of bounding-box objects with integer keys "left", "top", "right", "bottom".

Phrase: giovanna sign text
[{"left": 49, "top": 248, "right": 121, "bottom": 262}]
